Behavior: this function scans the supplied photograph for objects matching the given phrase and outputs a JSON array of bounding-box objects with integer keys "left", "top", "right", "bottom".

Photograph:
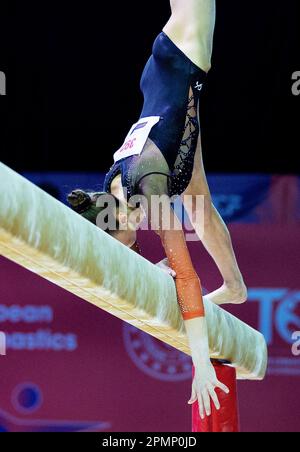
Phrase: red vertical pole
[{"left": 192, "top": 362, "right": 240, "bottom": 433}]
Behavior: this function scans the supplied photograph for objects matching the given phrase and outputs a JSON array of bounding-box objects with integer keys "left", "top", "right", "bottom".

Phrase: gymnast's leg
[
  {"left": 163, "top": 0, "right": 216, "bottom": 72},
  {"left": 182, "top": 136, "right": 247, "bottom": 306},
  {"left": 164, "top": 0, "right": 247, "bottom": 305}
]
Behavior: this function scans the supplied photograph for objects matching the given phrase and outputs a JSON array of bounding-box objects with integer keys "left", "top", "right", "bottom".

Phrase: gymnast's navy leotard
[{"left": 104, "top": 32, "right": 207, "bottom": 199}]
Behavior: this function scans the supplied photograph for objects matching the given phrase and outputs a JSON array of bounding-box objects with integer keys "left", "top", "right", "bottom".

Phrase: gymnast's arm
[
  {"left": 67, "top": 185, "right": 229, "bottom": 416},
  {"left": 112, "top": 212, "right": 176, "bottom": 276},
  {"left": 138, "top": 174, "right": 229, "bottom": 419}
]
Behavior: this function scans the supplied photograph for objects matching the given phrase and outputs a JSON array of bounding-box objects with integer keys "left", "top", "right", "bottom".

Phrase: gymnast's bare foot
[{"left": 205, "top": 281, "right": 248, "bottom": 306}]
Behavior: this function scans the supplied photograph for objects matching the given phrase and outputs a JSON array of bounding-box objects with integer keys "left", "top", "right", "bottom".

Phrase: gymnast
[{"left": 68, "top": 0, "right": 247, "bottom": 419}]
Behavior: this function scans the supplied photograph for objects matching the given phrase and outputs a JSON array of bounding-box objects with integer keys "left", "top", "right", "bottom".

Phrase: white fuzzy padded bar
[{"left": 0, "top": 163, "right": 268, "bottom": 380}]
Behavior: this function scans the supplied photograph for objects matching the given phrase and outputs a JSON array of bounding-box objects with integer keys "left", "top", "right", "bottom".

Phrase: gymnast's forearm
[
  {"left": 184, "top": 316, "right": 210, "bottom": 365},
  {"left": 159, "top": 228, "right": 204, "bottom": 318},
  {"left": 158, "top": 228, "right": 211, "bottom": 364},
  {"left": 138, "top": 177, "right": 209, "bottom": 359}
]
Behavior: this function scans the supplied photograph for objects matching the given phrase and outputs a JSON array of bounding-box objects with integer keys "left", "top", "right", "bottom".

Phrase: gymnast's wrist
[
  {"left": 191, "top": 348, "right": 210, "bottom": 367},
  {"left": 190, "top": 340, "right": 210, "bottom": 365},
  {"left": 184, "top": 318, "right": 210, "bottom": 365}
]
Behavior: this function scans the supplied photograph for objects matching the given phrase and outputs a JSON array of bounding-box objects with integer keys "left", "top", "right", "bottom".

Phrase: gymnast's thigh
[{"left": 182, "top": 134, "right": 211, "bottom": 197}]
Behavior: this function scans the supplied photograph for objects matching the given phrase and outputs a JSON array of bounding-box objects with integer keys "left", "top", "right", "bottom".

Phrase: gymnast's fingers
[
  {"left": 201, "top": 388, "right": 212, "bottom": 417},
  {"left": 156, "top": 261, "right": 177, "bottom": 278},
  {"left": 188, "top": 384, "right": 197, "bottom": 405},
  {"left": 166, "top": 267, "right": 176, "bottom": 277},
  {"left": 198, "top": 393, "right": 205, "bottom": 420},
  {"left": 215, "top": 380, "right": 230, "bottom": 395},
  {"left": 207, "top": 384, "right": 220, "bottom": 411}
]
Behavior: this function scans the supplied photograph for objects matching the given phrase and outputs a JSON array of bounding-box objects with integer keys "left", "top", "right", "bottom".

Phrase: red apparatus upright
[{"left": 192, "top": 362, "right": 240, "bottom": 433}]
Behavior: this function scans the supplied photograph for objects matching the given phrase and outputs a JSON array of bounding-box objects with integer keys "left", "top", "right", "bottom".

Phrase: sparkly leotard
[{"left": 104, "top": 32, "right": 207, "bottom": 200}]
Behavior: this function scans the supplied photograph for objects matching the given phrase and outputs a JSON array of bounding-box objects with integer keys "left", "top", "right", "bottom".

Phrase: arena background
[{"left": 0, "top": 0, "right": 300, "bottom": 433}]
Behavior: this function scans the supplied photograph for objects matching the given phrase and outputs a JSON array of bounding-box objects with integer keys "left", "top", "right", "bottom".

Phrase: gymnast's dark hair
[{"left": 67, "top": 189, "right": 121, "bottom": 232}]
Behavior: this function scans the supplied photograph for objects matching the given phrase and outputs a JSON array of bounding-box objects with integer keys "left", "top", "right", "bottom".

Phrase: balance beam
[{"left": 0, "top": 162, "right": 267, "bottom": 380}]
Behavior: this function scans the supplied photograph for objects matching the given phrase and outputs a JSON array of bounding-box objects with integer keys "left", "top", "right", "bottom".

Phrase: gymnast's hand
[
  {"left": 156, "top": 258, "right": 176, "bottom": 278},
  {"left": 188, "top": 359, "right": 230, "bottom": 419},
  {"left": 185, "top": 317, "right": 229, "bottom": 419}
]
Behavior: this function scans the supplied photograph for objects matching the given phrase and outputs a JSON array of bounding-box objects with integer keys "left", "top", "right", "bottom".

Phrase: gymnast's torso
[{"left": 104, "top": 32, "right": 207, "bottom": 200}]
